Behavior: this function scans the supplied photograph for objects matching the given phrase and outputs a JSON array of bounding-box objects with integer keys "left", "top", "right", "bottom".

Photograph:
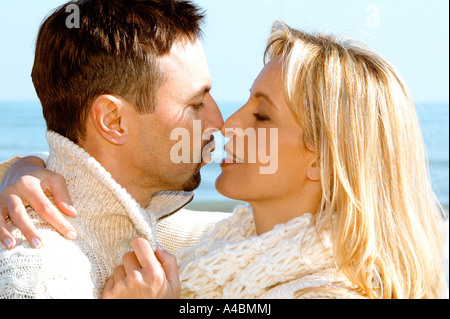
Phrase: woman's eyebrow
[{"left": 250, "top": 88, "right": 278, "bottom": 110}]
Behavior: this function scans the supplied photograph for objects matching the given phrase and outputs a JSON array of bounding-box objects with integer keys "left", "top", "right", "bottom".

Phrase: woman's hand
[
  {"left": 0, "top": 156, "right": 77, "bottom": 249},
  {"left": 101, "top": 237, "right": 181, "bottom": 299}
]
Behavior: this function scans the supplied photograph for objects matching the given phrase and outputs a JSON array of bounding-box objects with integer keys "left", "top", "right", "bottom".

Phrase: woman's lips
[{"left": 221, "top": 144, "right": 244, "bottom": 167}]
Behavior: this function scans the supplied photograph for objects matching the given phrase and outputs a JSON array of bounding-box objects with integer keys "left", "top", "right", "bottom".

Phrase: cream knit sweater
[
  {"left": 0, "top": 132, "right": 363, "bottom": 299},
  {"left": 0, "top": 131, "right": 227, "bottom": 299},
  {"left": 178, "top": 205, "right": 365, "bottom": 299}
]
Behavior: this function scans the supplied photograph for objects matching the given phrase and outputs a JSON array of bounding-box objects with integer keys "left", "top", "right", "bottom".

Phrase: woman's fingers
[
  {"left": 131, "top": 237, "right": 181, "bottom": 297},
  {"left": 25, "top": 178, "right": 77, "bottom": 240},
  {"left": 122, "top": 251, "right": 142, "bottom": 278},
  {"left": 131, "top": 237, "right": 159, "bottom": 271},
  {"left": 131, "top": 237, "right": 168, "bottom": 288},
  {"left": 0, "top": 176, "right": 77, "bottom": 245},
  {"left": 113, "top": 265, "right": 127, "bottom": 283},
  {"left": 42, "top": 172, "right": 77, "bottom": 218},
  {"left": 0, "top": 157, "right": 78, "bottom": 246},
  {"left": 155, "top": 244, "right": 181, "bottom": 295},
  {"left": 102, "top": 276, "right": 115, "bottom": 298},
  {"left": 3, "top": 194, "right": 42, "bottom": 249},
  {"left": 102, "top": 238, "right": 180, "bottom": 299},
  {"left": 0, "top": 203, "right": 15, "bottom": 249}
]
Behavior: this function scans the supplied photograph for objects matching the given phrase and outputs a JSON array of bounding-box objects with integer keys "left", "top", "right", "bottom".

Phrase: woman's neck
[{"left": 249, "top": 189, "right": 321, "bottom": 235}]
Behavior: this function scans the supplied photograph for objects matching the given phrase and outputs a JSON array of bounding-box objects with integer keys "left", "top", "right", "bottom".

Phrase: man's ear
[
  {"left": 90, "top": 95, "right": 129, "bottom": 145},
  {"left": 306, "top": 157, "right": 320, "bottom": 182}
]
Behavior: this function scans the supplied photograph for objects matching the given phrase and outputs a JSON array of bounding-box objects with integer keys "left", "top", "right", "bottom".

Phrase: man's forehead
[
  {"left": 159, "top": 38, "right": 207, "bottom": 73},
  {"left": 158, "top": 38, "right": 211, "bottom": 100}
]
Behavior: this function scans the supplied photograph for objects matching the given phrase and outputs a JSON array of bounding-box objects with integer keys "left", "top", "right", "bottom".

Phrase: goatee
[{"left": 182, "top": 164, "right": 202, "bottom": 192}]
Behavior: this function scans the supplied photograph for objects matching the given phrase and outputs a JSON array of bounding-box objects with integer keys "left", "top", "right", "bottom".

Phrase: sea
[{"left": 0, "top": 100, "right": 448, "bottom": 289}]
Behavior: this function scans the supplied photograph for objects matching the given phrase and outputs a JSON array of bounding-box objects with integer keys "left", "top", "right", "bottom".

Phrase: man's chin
[{"left": 182, "top": 171, "right": 201, "bottom": 192}]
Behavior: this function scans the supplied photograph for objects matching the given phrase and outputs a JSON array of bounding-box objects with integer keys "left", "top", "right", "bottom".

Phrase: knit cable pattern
[
  {"left": 0, "top": 131, "right": 194, "bottom": 298},
  {"left": 178, "top": 205, "right": 337, "bottom": 299}
]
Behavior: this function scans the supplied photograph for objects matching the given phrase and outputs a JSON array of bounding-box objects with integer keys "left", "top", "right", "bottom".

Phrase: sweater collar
[
  {"left": 147, "top": 191, "right": 194, "bottom": 220},
  {"left": 45, "top": 130, "right": 194, "bottom": 245}
]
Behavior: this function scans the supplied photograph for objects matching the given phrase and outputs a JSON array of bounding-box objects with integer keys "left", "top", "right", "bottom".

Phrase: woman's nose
[
  {"left": 221, "top": 117, "right": 237, "bottom": 138},
  {"left": 221, "top": 104, "right": 247, "bottom": 137}
]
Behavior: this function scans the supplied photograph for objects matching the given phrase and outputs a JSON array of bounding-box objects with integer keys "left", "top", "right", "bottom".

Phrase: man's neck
[{"left": 80, "top": 142, "right": 158, "bottom": 207}]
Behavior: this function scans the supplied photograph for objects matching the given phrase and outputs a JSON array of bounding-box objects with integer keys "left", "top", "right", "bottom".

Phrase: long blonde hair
[{"left": 265, "top": 21, "right": 446, "bottom": 298}]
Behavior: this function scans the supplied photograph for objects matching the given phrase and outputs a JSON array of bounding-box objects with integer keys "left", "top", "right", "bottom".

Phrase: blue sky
[{"left": 0, "top": 0, "right": 448, "bottom": 104}]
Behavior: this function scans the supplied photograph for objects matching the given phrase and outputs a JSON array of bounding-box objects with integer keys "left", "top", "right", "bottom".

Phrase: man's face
[{"left": 126, "top": 38, "right": 224, "bottom": 193}]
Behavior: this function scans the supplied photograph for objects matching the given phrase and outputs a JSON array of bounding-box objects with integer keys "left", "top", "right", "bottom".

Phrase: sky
[{"left": 0, "top": 0, "right": 448, "bottom": 105}]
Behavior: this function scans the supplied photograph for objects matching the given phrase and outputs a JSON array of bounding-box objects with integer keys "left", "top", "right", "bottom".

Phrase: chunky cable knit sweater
[
  {"left": 178, "top": 205, "right": 365, "bottom": 299},
  {"left": 0, "top": 132, "right": 363, "bottom": 299},
  {"left": 0, "top": 131, "right": 226, "bottom": 299}
]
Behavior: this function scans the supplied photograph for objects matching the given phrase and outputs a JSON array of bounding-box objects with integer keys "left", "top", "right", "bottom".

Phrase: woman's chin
[{"left": 215, "top": 172, "right": 246, "bottom": 201}]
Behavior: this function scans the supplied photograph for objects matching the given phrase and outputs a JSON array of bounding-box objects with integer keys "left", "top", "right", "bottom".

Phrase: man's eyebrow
[{"left": 187, "top": 84, "right": 211, "bottom": 102}]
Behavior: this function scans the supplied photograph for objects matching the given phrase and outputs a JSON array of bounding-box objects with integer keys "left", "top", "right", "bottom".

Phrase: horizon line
[{"left": 0, "top": 99, "right": 449, "bottom": 106}]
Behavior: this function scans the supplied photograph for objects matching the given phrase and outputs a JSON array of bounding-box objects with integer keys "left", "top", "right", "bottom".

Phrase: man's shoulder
[
  {"left": 172, "top": 207, "right": 232, "bottom": 220},
  {"left": 0, "top": 214, "right": 95, "bottom": 298},
  {"left": 0, "top": 156, "right": 22, "bottom": 181},
  {"left": 159, "top": 208, "right": 231, "bottom": 230},
  {"left": 156, "top": 208, "right": 232, "bottom": 254},
  {"left": 2, "top": 206, "right": 90, "bottom": 264}
]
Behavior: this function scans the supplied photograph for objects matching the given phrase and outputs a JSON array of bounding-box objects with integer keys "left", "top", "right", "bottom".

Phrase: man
[{"left": 0, "top": 0, "right": 226, "bottom": 298}]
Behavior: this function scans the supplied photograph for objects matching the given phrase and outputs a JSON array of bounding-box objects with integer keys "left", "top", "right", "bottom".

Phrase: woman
[
  {"left": 176, "top": 21, "right": 447, "bottom": 299},
  {"left": 0, "top": 22, "right": 447, "bottom": 298}
]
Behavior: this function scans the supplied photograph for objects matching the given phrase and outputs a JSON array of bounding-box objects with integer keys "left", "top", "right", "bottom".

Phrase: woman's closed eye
[{"left": 253, "top": 112, "right": 270, "bottom": 121}]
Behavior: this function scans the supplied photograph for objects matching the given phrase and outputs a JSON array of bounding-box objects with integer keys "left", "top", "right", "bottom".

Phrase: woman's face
[{"left": 215, "top": 57, "right": 318, "bottom": 202}]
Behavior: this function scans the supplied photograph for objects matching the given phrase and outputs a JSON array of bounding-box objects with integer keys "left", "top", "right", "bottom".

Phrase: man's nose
[{"left": 203, "top": 94, "right": 224, "bottom": 131}]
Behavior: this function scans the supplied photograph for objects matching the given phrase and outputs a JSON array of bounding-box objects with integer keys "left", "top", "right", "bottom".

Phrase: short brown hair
[{"left": 32, "top": 0, "right": 205, "bottom": 142}]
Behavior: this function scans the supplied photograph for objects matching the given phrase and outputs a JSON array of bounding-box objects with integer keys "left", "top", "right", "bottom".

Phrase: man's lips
[
  {"left": 201, "top": 138, "right": 215, "bottom": 163},
  {"left": 204, "top": 137, "right": 215, "bottom": 153}
]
